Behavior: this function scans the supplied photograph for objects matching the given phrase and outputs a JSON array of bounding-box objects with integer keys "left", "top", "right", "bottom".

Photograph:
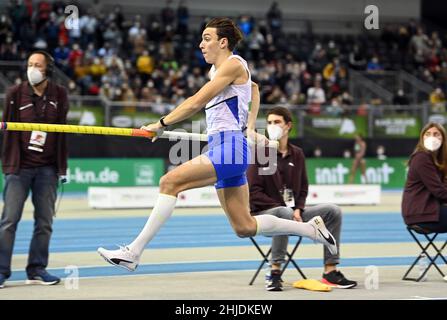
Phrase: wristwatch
[{"left": 159, "top": 116, "right": 169, "bottom": 127}]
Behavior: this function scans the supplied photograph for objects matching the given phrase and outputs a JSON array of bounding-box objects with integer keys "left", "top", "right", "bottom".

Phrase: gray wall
[
  {"left": 77, "top": 0, "right": 420, "bottom": 20},
  {"left": 0, "top": 0, "right": 421, "bottom": 35},
  {"left": 74, "top": 0, "right": 421, "bottom": 34}
]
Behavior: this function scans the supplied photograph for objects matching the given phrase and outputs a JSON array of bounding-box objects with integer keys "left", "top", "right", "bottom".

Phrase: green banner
[
  {"left": 306, "top": 157, "right": 408, "bottom": 188},
  {"left": 0, "top": 157, "right": 408, "bottom": 192},
  {"left": 304, "top": 116, "right": 367, "bottom": 138},
  {"left": 373, "top": 116, "right": 421, "bottom": 138},
  {"left": 0, "top": 158, "right": 165, "bottom": 192},
  {"left": 64, "top": 158, "right": 165, "bottom": 191}
]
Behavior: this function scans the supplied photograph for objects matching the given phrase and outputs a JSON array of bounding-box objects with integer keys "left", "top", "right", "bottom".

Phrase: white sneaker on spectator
[
  {"left": 308, "top": 216, "right": 338, "bottom": 255},
  {"left": 97, "top": 245, "right": 139, "bottom": 272}
]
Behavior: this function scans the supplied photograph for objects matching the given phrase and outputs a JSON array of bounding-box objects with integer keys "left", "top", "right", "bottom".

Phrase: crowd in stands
[{"left": 1, "top": 0, "right": 447, "bottom": 114}]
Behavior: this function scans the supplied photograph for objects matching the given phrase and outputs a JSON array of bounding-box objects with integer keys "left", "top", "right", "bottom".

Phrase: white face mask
[
  {"left": 424, "top": 136, "right": 442, "bottom": 152},
  {"left": 27, "top": 67, "right": 45, "bottom": 86},
  {"left": 267, "top": 124, "right": 284, "bottom": 141}
]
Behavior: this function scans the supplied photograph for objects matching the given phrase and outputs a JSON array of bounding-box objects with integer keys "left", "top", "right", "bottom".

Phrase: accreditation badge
[
  {"left": 282, "top": 188, "right": 295, "bottom": 208},
  {"left": 28, "top": 131, "right": 47, "bottom": 152}
]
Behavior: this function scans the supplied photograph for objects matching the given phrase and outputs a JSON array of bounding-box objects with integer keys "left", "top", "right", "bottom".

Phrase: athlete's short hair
[{"left": 205, "top": 17, "right": 243, "bottom": 51}]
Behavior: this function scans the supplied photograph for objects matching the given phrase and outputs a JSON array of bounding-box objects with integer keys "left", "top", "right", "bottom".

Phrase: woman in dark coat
[{"left": 402, "top": 122, "right": 447, "bottom": 232}]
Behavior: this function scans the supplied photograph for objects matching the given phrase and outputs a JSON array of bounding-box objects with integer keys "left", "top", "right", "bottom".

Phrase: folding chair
[
  {"left": 402, "top": 225, "right": 447, "bottom": 282},
  {"left": 248, "top": 235, "right": 307, "bottom": 285}
]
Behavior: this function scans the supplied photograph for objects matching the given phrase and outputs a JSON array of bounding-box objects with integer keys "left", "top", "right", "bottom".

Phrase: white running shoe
[
  {"left": 97, "top": 245, "right": 139, "bottom": 272},
  {"left": 308, "top": 216, "right": 338, "bottom": 255}
]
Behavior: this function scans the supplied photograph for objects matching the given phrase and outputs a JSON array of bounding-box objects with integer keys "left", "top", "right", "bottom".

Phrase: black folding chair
[
  {"left": 248, "top": 236, "right": 307, "bottom": 285},
  {"left": 402, "top": 225, "right": 447, "bottom": 282}
]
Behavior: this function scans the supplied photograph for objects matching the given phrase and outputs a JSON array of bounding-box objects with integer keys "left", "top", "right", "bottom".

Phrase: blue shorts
[{"left": 204, "top": 131, "right": 251, "bottom": 189}]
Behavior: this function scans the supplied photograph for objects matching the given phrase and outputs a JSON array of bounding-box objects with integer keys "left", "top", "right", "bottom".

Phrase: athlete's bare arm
[
  {"left": 142, "top": 58, "right": 246, "bottom": 132},
  {"left": 247, "top": 81, "right": 269, "bottom": 145}
]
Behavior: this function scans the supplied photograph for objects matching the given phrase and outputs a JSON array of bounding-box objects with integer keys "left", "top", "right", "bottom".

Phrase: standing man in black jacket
[
  {"left": 247, "top": 106, "right": 356, "bottom": 291},
  {"left": 0, "top": 50, "right": 68, "bottom": 289}
]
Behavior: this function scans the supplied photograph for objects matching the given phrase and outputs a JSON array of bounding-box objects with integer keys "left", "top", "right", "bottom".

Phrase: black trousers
[{"left": 415, "top": 205, "right": 447, "bottom": 233}]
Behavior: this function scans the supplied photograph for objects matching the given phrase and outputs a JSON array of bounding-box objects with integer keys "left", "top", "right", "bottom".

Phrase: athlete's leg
[
  {"left": 348, "top": 159, "right": 359, "bottom": 183},
  {"left": 217, "top": 185, "right": 315, "bottom": 238},
  {"left": 98, "top": 155, "right": 217, "bottom": 269},
  {"left": 360, "top": 159, "right": 368, "bottom": 183},
  {"left": 159, "top": 155, "right": 217, "bottom": 196},
  {"left": 128, "top": 155, "right": 216, "bottom": 255},
  {"left": 216, "top": 184, "right": 257, "bottom": 236}
]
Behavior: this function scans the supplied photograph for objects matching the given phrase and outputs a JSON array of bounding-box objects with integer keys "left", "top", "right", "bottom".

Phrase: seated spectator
[
  {"left": 421, "top": 67, "right": 435, "bottom": 85},
  {"left": 323, "top": 58, "right": 347, "bottom": 83},
  {"left": 326, "top": 40, "right": 340, "bottom": 61},
  {"left": 121, "top": 83, "right": 137, "bottom": 112},
  {"left": 402, "top": 122, "right": 447, "bottom": 234},
  {"left": 68, "top": 80, "right": 81, "bottom": 95},
  {"left": 128, "top": 21, "right": 143, "bottom": 42},
  {"left": 349, "top": 45, "right": 367, "bottom": 70},
  {"left": 357, "top": 102, "right": 369, "bottom": 117},
  {"left": 410, "top": 27, "right": 429, "bottom": 58},
  {"left": 340, "top": 91, "right": 353, "bottom": 106},
  {"left": 325, "top": 97, "right": 344, "bottom": 116},
  {"left": 176, "top": 0, "right": 189, "bottom": 37},
  {"left": 161, "top": 0, "right": 175, "bottom": 31},
  {"left": 136, "top": 50, "right": 155, "bottom": 83},
  {"left": 307, "top": 80, "right": 326, "bottom": 114},
  {"left": 238, "top": 15, "right": 253, "bottom": 37},
  {"left": 68, "top": 43, "right": 83, "bottom": 70},
  {"left": 247, "top": 26, "right": 265, "bottom": 61},
  {"left": 53, "top": 40, "right": 70, "bottom": 74},
  {"left": 266, "top": 85, "right": 287, "bottom": 104},
  {"left": 247, "top": 107, "right": 357, "bottom": 291},
  {"left": 90, "top": 57, "right": 107, "bottom": 82},
  {"left": 366, "top": 55, "right": 384, "bottom": 73},
  {"left": 309, "top": 43, "right": 327, "bottom": 73},
  {"left": 396, "top": 25, "right": 410, "bottom": 55},
  {"left": 132, "top": 29, "right": 147, "bottom": 57},
  {"left": 430, "top": 87, "right": 446, "bottom": 113},
  {"left": 99, "top": 82, "right": 113, "bottom": 100},
  {"left": 393, "top": 89, "right": 410, "bottom": 105},
  {"left": 325, "top": 79, "right": 341, "bottom": 100},
  {"left": 266, "top": 1, "right": 282, "bottom": 36},
  {"left": 429, "top": 31, "right": 442, "bottom": 53}
]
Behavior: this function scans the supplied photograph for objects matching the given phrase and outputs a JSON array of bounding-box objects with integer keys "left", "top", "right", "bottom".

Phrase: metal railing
[
  {"left": 398, "top": 70, "right": 433, "bottom": 104},
  {"left": 351, "top": 69, "right": 434, "bottom": 105},
  {"left": 349, "top": 70, "right": 394, "bottom": 104}
]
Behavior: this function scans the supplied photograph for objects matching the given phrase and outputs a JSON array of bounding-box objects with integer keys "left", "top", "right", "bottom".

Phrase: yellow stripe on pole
[
  {"left": 2, "top": 122, "right": 155, "bottom": 138},
  {"left": 1, "top": 122, "right": 278, "bottom": 147}
]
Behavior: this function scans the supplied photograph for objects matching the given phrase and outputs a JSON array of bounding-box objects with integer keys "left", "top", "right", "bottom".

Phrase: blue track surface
[
  {"left": 13, "top": 213, "right": 410, "bottom": 254},
  {"left": 9, "top": 212, "right": 445, "bottom": 281},
  {"left": 9, "top": 257, "right": 417, "bottom": 281}
]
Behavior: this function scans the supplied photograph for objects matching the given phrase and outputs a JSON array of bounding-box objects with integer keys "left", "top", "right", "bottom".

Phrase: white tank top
[{"left": 205, "top": 55, "right": 251, "bottom": 135}]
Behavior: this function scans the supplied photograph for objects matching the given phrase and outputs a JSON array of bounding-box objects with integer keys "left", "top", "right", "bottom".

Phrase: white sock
[
  {"left": 254, "top": 215, "right": 315, "bottom": 239},
  {"left": 127, "top": 193, "right": 177, "bottom": 256}
]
